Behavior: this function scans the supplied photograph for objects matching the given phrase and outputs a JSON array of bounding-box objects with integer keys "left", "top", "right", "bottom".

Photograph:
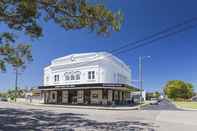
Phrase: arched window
[
  {"left": 64, "top": 72, "right": 70, "bottom": 81},
  {"left": 75, "top": 71, "right": 81, "bottom": 80},
  {"left": 71, "top": 74, "right": 75, "bottom": 80}
]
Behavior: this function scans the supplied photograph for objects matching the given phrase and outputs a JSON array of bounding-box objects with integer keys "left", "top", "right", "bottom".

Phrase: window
[
  {"left": 102, "top": 89, "right": 108, "bottom": 99},
  {"left": 92, "top": 71, "right": 95, "bottom": 79},
  {"left": 75, "top": 71, "right": 81, "bottom": 80},
  {"left": 88, "top": 72, "right": 91, "bottom": 79},
  {"left": 65, "top": 75, "right": 70, "bottom": 80},
  {"left": 76, "top": 74, "right": 80, "bottom": 80},
  {"left": 88, "top": 71, "right": 95, "bottom": 80},
  {"left": 46, "top": 76, "right": 49, "bottom": 82},
  {"left": 71, "top": 74, "right": 75, "bottom": 80},
  {"left": 52, "top": 93, "right": 55, "bottom": 99},
  {"left": 54, "top": 75, "right": 59, "bottom": 82},
  {"left": 64, "top": 73, "right": 70, "bottom": 81}
]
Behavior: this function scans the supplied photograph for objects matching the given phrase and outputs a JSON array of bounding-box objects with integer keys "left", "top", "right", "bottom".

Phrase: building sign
[{"left": 38, "top": 83, "right": 129, "bottom": 90}]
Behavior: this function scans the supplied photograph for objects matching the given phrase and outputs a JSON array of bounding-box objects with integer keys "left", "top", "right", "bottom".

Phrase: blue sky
[{"left": 0, "top": 0, "right": 197, "bottom": 92}]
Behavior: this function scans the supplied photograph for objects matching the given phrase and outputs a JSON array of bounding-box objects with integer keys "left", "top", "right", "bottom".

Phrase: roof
[{"left": 45, "top": 52, "right": 130, "bottom": 70}]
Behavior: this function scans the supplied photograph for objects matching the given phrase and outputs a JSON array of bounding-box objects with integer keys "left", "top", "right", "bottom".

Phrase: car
[
  {"left": 150, "top": 98, "right": 159, "bottom": 105},
  {"left": 0, "top": 97, "right": 8, "bottom": 102}
]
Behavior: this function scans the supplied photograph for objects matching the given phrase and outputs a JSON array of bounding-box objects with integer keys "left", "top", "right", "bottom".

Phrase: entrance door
[
  {"left": 68, "top": 90, "right": 77, "bottom": 104},
  {"left": 84, "top": 90, "right": 91, "bottom": 104},
  {"left": 57, "top": 90, "right": 62, "bottom": 104}
]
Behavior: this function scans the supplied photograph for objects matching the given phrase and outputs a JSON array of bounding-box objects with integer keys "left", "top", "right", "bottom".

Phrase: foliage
[
  {"left": 163, "top": 80, "right": 194, "bottom": 100},
  {"left": 146, "top": 91, "right": 160, "bottom": 100},
  {"left": 0, "top": 0, "right": 123, "bottom": 71},
  {"left": 7, "top": 89, "right": 25, "bottom": 100},
  {"left": 0, "top": 92, "right": 7, "bottom": 98},
  {"left": 128, "top": 86, "right": 140, "bottom": 92},
  {"left": 0, "top": 38, "right": 33, "bottom": 71}
]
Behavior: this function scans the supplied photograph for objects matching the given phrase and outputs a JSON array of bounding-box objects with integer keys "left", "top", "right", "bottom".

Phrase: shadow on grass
[{"left": 0, "top": 107, "right": 157, "bottom": 131}]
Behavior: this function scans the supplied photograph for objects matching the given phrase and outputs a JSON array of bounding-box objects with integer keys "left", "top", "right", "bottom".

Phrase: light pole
[{"left": 138, "top": 56, "right": 151, "bottom": 108}]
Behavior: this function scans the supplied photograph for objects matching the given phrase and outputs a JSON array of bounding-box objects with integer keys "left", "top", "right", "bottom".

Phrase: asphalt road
[
  {"left": 143, "top": 99, "right": 181, "bottom": 110},
  {"left": 0, "top": 102, "right": 197, "bottom": 131}
]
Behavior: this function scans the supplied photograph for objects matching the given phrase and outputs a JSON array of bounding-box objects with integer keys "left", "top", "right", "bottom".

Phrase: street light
[{"left": 138, "top": 56, "right": 151, "bottom": 108}]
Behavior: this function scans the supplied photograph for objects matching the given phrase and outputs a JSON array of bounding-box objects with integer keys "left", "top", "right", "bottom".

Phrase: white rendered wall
[{"left": 43, "top": 52, "right": 132, "bottom": 86}]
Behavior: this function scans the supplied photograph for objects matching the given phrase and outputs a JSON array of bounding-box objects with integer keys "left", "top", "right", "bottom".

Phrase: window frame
[
  {"left": 54, "top": 75, "right": 59, "bottom": 82},
  {"left": 88, "top": 71, "right": 95, "bottom": 80}
]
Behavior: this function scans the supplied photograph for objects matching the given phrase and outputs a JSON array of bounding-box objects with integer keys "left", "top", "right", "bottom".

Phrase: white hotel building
[{"left": 39, "top": 52, "right": 137, "bottom": 105}]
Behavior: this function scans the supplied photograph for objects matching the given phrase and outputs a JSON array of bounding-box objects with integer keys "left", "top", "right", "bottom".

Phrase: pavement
[
  {"left": 29, "top": 102, "right": 149, "bottom": 110},
  {"left": 0, "top": 101, "right": 197, "bottom": 131}
]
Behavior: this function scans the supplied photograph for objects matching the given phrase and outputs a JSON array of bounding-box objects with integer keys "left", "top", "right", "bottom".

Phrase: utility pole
[
  {"left": 138, "top": 56, "right": 151, "bottom": 109},
  {"left": 139, "top": 56, "right": 143, "bottom": 108},
  {"left": 15, "top": 67, "right": 18, "bottom": 102}
]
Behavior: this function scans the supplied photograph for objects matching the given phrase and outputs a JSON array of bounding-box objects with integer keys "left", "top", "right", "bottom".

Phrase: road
[
  {"left": 0, "top": 101, "right": 197, "bottom": 131},
  {"left": 143, "top": 99, "right": 180, "bottom": 110}
]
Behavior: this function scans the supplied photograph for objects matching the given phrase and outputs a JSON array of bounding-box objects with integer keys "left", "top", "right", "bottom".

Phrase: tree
[
  {"left": 7, "top": 89, "right": 26, "bottom": 101},
  {"left": 0, "top": 0, "right": 123, "bottom": 71},
  {"left": 163, "top": 80, "right": 194, "bottom": 100},
  {"left": 8, "top": 44, "right": 32, "bottom": 101},
  {"left": 0, "top": 33, "right": 32, "bottom": 100},
  {"left": 146, "top": 91, "right": 160, "bottom": 100}
]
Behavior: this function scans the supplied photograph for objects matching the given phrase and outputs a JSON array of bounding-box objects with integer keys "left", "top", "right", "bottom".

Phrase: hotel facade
[{"left": 39, "top": 52, "right": 136, "bottom": 105}]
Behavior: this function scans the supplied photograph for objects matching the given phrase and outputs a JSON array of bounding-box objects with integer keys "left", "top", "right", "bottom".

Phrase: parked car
[
  {"left": 150, "top": 98, "right": 159, "bottom": 105},
  {"left": 0, "top": 97, "right": 8, "bottom": 102}
]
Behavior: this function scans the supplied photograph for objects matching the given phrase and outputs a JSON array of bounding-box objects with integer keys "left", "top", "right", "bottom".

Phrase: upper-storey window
[
  {"left": 71, "top": 74, "right": 75, "bottom": 80},
  {"left": 46, "top": 76, "right": 49, "bottom": 82},
  {"left": 64, "top": 73, "right": 70, "bottom": 80},
  {"left": 64, "top": 71, "right": 81, "bottom": 81},
  {"left": 65, "top": 75, "right": 70, "bottom": 81},
  {"left": 54, "top": 75, "right": 59, "bottom": 82},
  {"left": 88, "top": 71, "right": 95, "bottom": 80},
  {"left": 75, "top": 71, "right": 81, "bottom": 80}
]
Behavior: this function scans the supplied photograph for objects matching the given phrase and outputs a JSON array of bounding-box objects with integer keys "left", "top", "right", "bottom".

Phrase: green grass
[{"left": 175, "top": 101, "right": 197, "bottom": 109}]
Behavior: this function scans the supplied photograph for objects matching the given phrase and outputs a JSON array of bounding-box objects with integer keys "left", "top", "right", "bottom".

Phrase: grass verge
[{"left": 175, "top": 101, "right": 197, "bottom": 109}]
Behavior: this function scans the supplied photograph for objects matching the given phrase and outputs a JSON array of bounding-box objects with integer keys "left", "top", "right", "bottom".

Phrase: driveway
[{"left": 0, "top": 102, "right": 197, "bottom": 131}]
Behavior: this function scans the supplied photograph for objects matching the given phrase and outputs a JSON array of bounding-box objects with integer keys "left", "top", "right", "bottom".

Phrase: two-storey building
[{"left": 39, "top": 52, "right": 136, "bottom": 105}]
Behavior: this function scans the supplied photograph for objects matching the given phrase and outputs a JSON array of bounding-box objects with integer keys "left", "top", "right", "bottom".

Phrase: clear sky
[{"left": 0, "top": 0, "right": 197, "bottom": 92}]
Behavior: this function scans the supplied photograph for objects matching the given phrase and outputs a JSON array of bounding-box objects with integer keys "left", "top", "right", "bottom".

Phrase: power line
[
  {"left": 115, "top": 23, "right": 197, "bottom": 55},
  {"left": 69, "top": 17, "right": 197, "bottom": 67},
  {"left": 110, "top": 17, "right": 197, "bottom": 54}
]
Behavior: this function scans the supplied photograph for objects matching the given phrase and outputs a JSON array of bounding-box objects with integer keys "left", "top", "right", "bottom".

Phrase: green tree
[
  {"left": 7, "top": 89, "right": 25, "bottom": 101},
  {"left": 0, "top": 0, "right": 123, "bottom": 71},
  {"left": 146, "top": 91, "right": 160, "bottom": 100},
  {"left": 163, "top": 80, "right": 194, "bottom": 100}
]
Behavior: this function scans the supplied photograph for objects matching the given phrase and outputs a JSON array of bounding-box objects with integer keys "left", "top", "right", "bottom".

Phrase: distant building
[{"left": 39, "top": 52, "right": 136, "bottom": 105}]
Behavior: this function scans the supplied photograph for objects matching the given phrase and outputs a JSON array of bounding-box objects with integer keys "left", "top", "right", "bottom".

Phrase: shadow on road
[{"left": 0, "top": 107, "right": 157, "bottom": 131}]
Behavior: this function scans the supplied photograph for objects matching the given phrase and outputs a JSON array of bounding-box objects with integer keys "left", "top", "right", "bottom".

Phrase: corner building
[{"left": 39, "top": 52, "right": 135, "bottom": 105}]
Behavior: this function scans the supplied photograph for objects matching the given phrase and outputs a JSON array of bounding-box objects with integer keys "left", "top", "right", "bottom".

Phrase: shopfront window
[
  {"left": 102, "top": 89, "right": 108, "bottom": 99},
  {"left": 52, "top": 93, "right": 55, "bottom": 100}
]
